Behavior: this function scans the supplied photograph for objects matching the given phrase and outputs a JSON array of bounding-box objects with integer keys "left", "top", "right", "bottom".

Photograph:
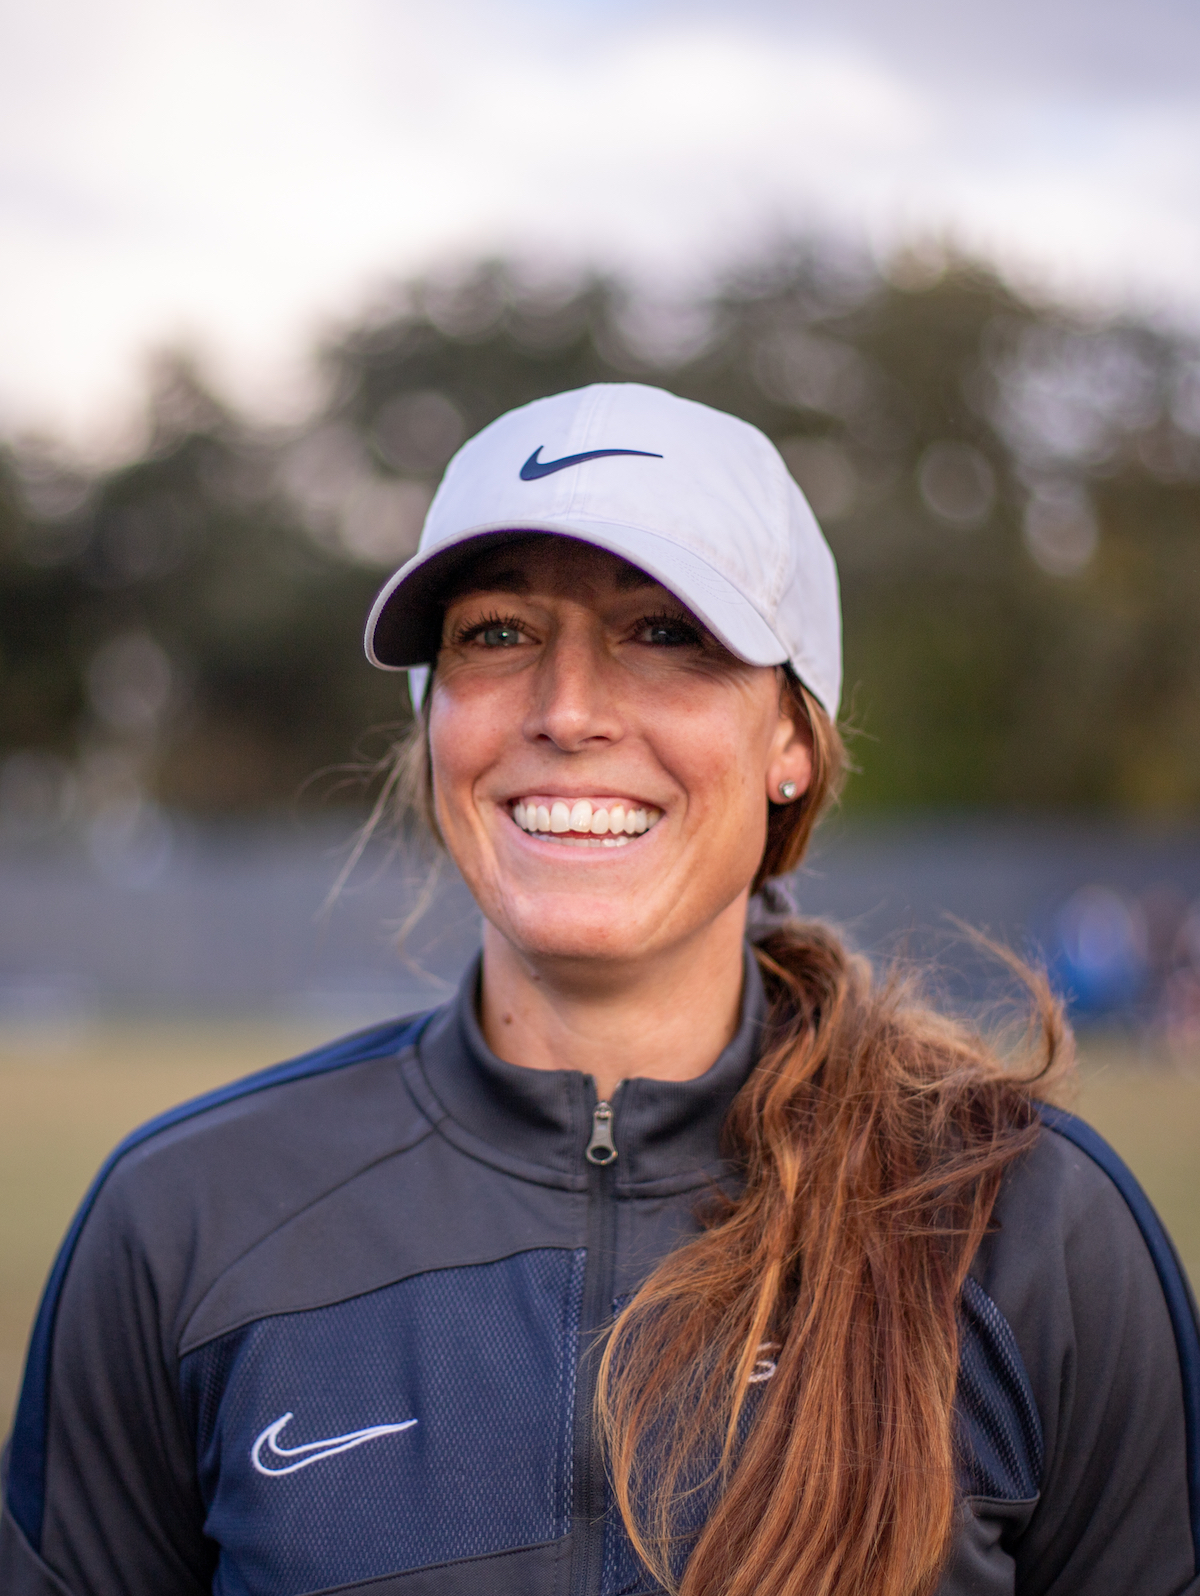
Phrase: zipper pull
[{"left": 586, "top": 1101, "right": 618, "bottom": 1166}]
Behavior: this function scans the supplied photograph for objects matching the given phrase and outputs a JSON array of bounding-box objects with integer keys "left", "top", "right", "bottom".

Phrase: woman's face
[{"left": 428, "top": 535, "right": 812, "bottom": 969}]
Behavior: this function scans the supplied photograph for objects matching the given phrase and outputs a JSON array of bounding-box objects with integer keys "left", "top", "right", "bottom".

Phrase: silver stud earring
[{"left": 778, "top": 780, "right": 797, "bottom": 801}]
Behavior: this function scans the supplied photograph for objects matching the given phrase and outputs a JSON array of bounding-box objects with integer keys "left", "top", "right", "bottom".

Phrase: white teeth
[
  {"left": 510, "top": 799, "right": 662, "bottom": 838},
  {"left": 569, "top": 799, "right": 592, "bottom": 832}
]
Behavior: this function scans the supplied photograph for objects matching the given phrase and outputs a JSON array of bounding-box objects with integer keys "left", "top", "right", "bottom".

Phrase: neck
[{"left": 478, "top": 899, "right": 750, "bottom": 1101}]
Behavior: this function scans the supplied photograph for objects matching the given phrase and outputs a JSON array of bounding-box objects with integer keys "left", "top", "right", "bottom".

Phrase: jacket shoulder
[
  {"left": 59, "top": 1007, "right": 442, "bottom": 1296},
  {"left": 110, "top": 1008, "right": 434, "bottom": 1174},
  {"left": 3, "top": 1010, "right": 439, "bottom": 1552},
  {"left": 971, "top": 1103, "right": 1200, "bottom": 1587}
]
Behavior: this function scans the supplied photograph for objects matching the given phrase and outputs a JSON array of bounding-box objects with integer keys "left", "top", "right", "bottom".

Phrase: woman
[{"left": 3, "top": 383, "right": 1197, "bottom": 1596}]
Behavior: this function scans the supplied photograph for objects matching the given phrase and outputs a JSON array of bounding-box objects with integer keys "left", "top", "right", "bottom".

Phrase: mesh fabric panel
[
  {"left": 181, "top": 1248, "right": 585, "bottom": 1596},
  {"left": 957, "top": 1275, "right": 1043, "bottom": 1501}
]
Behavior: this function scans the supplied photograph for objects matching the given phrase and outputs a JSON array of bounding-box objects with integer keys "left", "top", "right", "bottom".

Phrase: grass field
[{"left": 1, "top": 1020, "right": 1198, "bottom": 1433}]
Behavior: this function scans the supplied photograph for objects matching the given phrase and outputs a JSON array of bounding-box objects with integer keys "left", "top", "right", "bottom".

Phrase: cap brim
[{"left": 366, "top": 519, "right": 788, "bottom": 673}]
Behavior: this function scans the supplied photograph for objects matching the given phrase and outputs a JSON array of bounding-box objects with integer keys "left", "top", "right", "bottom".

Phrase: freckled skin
[{"left": 429, "top": 535, "right": 813, "bottom": 1094}]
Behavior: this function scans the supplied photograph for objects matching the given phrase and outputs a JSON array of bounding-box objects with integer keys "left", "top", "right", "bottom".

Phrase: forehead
[{"left": 441, "top": 534, "right": 666, "bottom": 605}]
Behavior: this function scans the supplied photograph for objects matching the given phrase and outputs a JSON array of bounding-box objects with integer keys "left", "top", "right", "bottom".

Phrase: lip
[{"left": 501, "top": 821, "right": 660, "bottom": 856}]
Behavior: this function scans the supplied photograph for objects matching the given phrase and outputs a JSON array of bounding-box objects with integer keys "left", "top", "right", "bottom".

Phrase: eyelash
[
  {"left": 635, "top": 610, "right": 705, "bottom": 646},
  {"left": 453, "top": 611, "right": 528, "bottom": 646},
  {"left": 451, "top": 609, "right": 706, "bottom": 648}
]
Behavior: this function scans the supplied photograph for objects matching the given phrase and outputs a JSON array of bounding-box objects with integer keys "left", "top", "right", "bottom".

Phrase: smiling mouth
[{"left": 510, "top": 798, "right": 662, "bottom": 848}]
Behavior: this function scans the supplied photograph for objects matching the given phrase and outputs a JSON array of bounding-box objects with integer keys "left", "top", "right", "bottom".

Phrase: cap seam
[
  {"left": 766, "top": 465, "right": 792, "bottom": 608},
  {"left": 563, "top": 384, "right": 607, "bottom": 519}
]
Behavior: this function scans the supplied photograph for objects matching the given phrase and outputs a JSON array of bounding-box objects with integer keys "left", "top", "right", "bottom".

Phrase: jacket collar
[{"left": 414, "top": 947, "right": 766, "bottom": 1190}]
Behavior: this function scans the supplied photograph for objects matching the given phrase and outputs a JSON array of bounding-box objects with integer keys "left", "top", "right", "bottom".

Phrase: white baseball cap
[{"left": 365, "top": 382, "right": 842, "bottom": 717}]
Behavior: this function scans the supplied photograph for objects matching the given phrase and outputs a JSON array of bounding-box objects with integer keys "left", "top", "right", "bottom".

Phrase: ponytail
[{"left": 595, "top": 682, "right": 1072, "bottom": 1596}]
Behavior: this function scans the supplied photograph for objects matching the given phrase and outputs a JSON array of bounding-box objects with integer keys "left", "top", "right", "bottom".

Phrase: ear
[{"left": 765, "top": 678, "right": 814, "bottom": 804}]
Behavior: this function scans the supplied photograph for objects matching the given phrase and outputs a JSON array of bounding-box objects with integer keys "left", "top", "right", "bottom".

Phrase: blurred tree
[
  {"left": 678, "top": 254, "right": 1200, "bottom": 810},
  {"left": 1, "top": 253, "right": 1198, "bottom": 819}
]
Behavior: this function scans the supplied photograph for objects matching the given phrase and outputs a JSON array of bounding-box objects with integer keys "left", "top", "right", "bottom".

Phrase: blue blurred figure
[{"left": 1050, "top": 885, "right": 1149, "bottom": 1019}]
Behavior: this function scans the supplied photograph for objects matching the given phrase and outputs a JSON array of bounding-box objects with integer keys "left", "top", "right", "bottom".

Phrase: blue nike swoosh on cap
[{"left": 519, "top": 446, "right": 663, "bottom": 480}]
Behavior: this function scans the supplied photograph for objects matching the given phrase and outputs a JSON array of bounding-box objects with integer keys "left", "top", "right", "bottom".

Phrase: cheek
[
  {"left": 655, "top": 695, "right": 775, "bottom": 835},
  {"left": 426, "top": 682, "right": 503, "bottom": 834}
]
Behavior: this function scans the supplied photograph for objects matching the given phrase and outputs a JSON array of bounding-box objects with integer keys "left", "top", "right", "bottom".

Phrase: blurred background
[{"left": 2, "top": 0, "right": 1199, "bottom": 1422}]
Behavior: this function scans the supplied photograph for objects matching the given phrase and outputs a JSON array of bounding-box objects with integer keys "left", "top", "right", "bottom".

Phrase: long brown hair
[
  {"left": 372, "top": 669, "right": 1071, "bottom": 1596},
  {"left": 595, "top": 676, "right": 1070, "bottom": 1596}
]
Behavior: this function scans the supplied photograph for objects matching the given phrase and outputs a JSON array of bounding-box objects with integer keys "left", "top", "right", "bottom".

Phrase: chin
[{"left": 499, "top": 903, "right": 666, "bottom": 965}]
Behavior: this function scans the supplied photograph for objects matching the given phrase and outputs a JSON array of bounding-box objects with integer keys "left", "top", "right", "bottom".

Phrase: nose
[{"left": 523, "top": 622, "right": 622, "bottom": 753}]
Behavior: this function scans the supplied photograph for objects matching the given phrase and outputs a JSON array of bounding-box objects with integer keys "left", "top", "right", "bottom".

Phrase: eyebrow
[
  {"left": 447, "top": 561, "right": 659, "bottom": 599},
  {"left": 462, "top": 568, "right": 528, "bottom": 594}
]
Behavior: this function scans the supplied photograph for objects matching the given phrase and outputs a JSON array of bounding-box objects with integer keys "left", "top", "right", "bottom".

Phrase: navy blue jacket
[{"left": 3, "top": 952, "right": 1199, "bottom": 1594}]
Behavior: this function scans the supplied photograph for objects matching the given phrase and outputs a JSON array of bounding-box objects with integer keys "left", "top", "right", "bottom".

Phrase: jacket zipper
[
  {"left": 571, "top": 1090, "right": 620, "bottom": 1596},
  {"left": 585, "top": 1100, "right": 618, "bottom": 1167}
]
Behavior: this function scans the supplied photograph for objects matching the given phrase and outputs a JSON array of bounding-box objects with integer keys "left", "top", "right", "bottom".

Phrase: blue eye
[
  {"left": 480, "top": 624, "right": 523, "bottom": 648},
  {"left": 449, "top": 611, "right": 530, "bottom": 650}
]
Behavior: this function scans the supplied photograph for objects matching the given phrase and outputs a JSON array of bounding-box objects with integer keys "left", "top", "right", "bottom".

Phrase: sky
[{"left": 2, "top": 0, "right": 1198, "bottom": 456}]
